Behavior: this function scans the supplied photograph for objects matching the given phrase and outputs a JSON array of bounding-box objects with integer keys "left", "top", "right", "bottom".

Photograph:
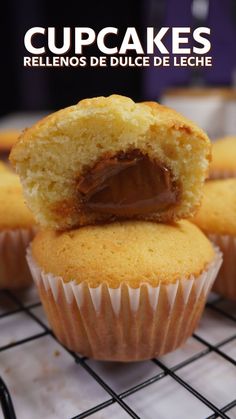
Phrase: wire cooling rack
[{"left": 0, "top": 287, "right": 236, "bottom": 419}]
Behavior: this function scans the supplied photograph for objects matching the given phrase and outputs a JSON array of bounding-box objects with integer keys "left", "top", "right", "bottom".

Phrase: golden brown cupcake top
[
  {"left": 32, "top": 220, "right": 215, "bottom": 288},
  {"left": 210, "top": 136, "right": 236, "bottom": 175},
  {"left": 191, "top": 179, "right": 236, "bottom": 235},
  {"left": 0, "top": 130, "right": 20, "bottom": 151},
  {"left": 0, "top": 172, "right": 35, "bottom": 229}
]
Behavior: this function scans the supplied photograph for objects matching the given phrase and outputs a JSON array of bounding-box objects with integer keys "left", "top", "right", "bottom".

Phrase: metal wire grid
[{"left": 0, "top": 289, "right": 235, "bottom": 419}]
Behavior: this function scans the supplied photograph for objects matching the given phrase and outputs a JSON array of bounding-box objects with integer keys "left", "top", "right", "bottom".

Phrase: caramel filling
[{"left": 77, "top": 150, "right": 179, "bottom": 216}]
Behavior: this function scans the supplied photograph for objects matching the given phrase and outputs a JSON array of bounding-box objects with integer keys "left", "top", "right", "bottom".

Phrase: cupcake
[
  {"left": 0, "top": 130, "right": 20, "bottom": 161},
  {"left": 10, "top": 95, "right": 215, "bottom": 361},
  {"left": 27, "top": 220, "right": 221, "bottom": 361},
  {"left": 210, "top": 136, "right": 236, "bottom": 179},
  {"left": 0, "top": 172, "right": 36, "bottom": 289},
  {"left": 10, "top": 95, "right": 211, "bottom": 230},
  {"left": 191, "top": 179, "right": 236, "bottom": 300}
]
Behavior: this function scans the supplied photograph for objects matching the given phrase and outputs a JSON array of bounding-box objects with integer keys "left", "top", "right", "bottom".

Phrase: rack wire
[{"left": 0, "top": 288, "right": 235, "bottom": 419}]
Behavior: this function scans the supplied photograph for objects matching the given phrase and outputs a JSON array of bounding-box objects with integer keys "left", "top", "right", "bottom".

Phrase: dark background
[{"left": 1, "top": 0, "right": 236, "bottom": 116}]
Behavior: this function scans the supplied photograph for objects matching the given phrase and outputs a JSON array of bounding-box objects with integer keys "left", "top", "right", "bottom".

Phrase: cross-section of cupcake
[
  {"left": 10, "top": 95, "right": 211, "bottom": 230},
  {"left": 191, "top": 179, "right": 236, "bottom": 301}
]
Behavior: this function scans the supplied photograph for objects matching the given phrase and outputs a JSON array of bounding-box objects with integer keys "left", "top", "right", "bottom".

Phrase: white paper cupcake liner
[
  {"left": 0, "top": 228, "right": 36, "bottom": 289},
  {"left": 208, "top": 234, "right": 236, "bottom": 300},
  {"left": 27, "top": 246, "right": 222, "bottom": 361},
  {"left": 209, "top": 169, "right": 236, "bottom": 180}
]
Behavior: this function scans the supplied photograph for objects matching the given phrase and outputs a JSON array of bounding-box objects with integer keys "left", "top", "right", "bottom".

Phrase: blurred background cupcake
[
  {"left": 209, "top": 136, "right": 236, "bottom": 179},
  {"left": 0, "top": 171, "right": 36, "bottom": 289},
  {"left": 191, "top": 179, "right": 236, "bottom": 301}
]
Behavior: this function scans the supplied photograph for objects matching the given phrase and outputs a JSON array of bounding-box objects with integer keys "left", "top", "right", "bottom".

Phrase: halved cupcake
[{"left": 10, "top": 95, "right": 211, "bottom": 230}]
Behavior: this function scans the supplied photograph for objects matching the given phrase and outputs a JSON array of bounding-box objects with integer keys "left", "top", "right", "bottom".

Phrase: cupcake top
[
  {"left": 0, "top": 172, "right": 35, "bottom": 229},
  {"left": 0, "top": 130, "right": 20, "bottom": 152},
  {"left": 191, "top": 179, "right": 236, "bottom": 235},
  {"left": 32, "top": 220, "right": 215, "bottom": 288},
  {"left": 210, "top": 136, "right": 236, "bottom": 176}
]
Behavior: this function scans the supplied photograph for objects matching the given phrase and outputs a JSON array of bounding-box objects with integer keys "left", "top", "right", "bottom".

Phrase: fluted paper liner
[
  {"left": 27, "top": 246, "right": 222, "bottom": 361},
  {"left": 209, "top": 169, "right": 236, "bottom": 180},
  {"left": 0, "top": 228, "right": 36, "bottom": 289},
  {"left": 208, "top": 234, "right": 236, "bottom": 300}
]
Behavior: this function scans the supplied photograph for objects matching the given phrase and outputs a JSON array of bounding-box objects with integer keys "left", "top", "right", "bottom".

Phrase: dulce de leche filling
[{"left": 77, "top": 150, "right": 179, "bottom": 216}]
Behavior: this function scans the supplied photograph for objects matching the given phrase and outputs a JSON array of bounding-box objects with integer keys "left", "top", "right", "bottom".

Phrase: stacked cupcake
[
  {"left": 191, "top": 136, "right": 236, "bottom": 301},
  {"left": 10, "top": 95, "right": 222, "bottom": 361}
]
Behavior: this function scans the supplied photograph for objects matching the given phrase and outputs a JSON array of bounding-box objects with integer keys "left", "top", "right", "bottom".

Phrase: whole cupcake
[
  {"left": 210, "top": 136, "right": 236, "bottom": 179},
  {"left": 191, "top": 179, "right": 236, "bottom": 300},
  {"left": 0, "top": 172, "right": 36, "bottom": 289},
  {"left": 27, "top": 220, "right": 221, "bottom": 361}
]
